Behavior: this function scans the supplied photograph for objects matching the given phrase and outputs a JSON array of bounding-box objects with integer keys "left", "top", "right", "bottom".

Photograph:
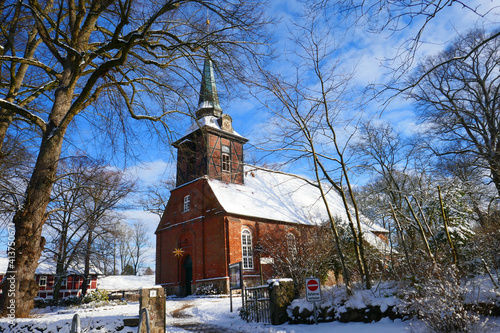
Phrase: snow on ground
[
  {"left": 0, "top": 302, "right": 140, "bottom": 333},
  {"left": 0, "top": 275, "right": 498, "bottom": 332},
  {"left": 97, "top": 275, "right": 156, "bottom": 291},
  {"left": 463, "top": 275, "right": 500, "bottom": 304},
  {"left": 164, "top": 296, "right": 416, "bottom": 333},
  {"left": 0, "top": 295, "right": 498, "bottom": 332}
]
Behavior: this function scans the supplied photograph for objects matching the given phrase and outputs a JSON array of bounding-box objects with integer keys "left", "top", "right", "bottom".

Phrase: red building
[
  {"left": 155, "top": 56, "right": 388, "bottom": 296},
  {"left": 0, "top": 258, "right": 99, "bottom": 299}
]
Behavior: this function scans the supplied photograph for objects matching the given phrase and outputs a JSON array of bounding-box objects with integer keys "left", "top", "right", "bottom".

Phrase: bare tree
[
  {"left": 126, "top": 220, "right": 150, "bottom": 275},
  {"left": 0, "top": 0, "right": 271, "bottom": 316},
  {"left": 117, "top": 223, "right": 133, "bottom": 275},
  {"left": 141, "top": 178, "right": 175, "bottom": 219},
  {"left": 257, "top": 224, "right": 336, "bottom": 296},
  {"left": 409, "top": 29, "right": 500, "bottom": 198},
  {"left": 256, "top": 15, "right": 374, "bottom": 291},
  {"left": 44, "top": 155, "right": 133, "bottom": 302},
  {"left": 45, "top": 156, "right": 93, "bottom": 304},
  {"left": 354, "top": 121, "right": 480, "bottom": 275},
  {"left": 79, "top": 166, "right": 134, "bottom": 297},
  {"left": 320, "top": 0, "right": 500, "bottom": 80}
]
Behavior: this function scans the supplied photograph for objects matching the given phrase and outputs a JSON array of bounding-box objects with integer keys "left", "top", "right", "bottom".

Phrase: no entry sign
[{"left": 305, "top": 277, "right": 321, "bottom": 302}]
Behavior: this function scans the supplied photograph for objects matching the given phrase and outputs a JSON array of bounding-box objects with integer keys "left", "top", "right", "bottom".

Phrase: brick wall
[{"left": 156, "top": 177, "right": 316, "bottom": 295}]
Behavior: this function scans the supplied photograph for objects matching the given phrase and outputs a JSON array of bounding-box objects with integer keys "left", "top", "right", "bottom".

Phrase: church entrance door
[{"left": 183, "top": 255, "right": 193, "bottom": 296}]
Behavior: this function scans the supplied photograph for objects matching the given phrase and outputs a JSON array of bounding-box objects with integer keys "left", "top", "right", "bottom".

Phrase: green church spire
[{"left": 196, "top": 54, "right": 223, "bottom": 119}]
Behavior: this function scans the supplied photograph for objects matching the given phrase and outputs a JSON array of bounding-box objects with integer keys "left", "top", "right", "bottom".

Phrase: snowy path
[
  {"left": 166, "top": 298, "right": 243, "bottom": 333},
  {"left": 165, "top": 296, "right": 412, "bottom": 333}
]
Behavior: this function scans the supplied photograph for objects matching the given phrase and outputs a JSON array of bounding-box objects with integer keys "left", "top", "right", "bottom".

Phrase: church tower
[{"left": 173, "top": 55, "right": 248, "bottom": 186}]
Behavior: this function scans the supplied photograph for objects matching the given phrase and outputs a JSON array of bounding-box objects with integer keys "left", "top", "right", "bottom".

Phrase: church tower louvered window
[{"left": 172, "top": 53, "right": 248, "bottom": 187}]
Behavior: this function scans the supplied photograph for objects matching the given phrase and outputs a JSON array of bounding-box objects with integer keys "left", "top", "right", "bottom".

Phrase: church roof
[{"left": 207, "top": 166, "right": 389, "bottom": 250}]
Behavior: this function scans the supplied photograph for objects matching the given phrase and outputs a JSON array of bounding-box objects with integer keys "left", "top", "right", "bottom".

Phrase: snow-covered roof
[
  {"left": 0, "top": 257, "right": 101, "bottom": 275},
  {"left": 184, "top": 115, "right": 244, "bottom": 138},
  {"left": 97, "top": 275, "right": 157, "bottom": 291},
  {"left": 207, "top": 166, "right": 389, "bottom": 249}
]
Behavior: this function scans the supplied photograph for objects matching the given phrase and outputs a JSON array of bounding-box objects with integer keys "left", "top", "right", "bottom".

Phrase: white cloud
[
  {"left": 121, "top": 209, "right": 160, "bottom": 269},
  {"left": 125, "top": 159, "right": 175, "bottom": 186},
  {"left": 122, "top": 209, "right": 159, "bottom": 228}
]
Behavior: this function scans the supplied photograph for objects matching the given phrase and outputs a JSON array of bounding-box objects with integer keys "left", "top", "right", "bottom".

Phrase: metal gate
[{"left": 243, "top": 285, "right": 271, "bottom": 324}]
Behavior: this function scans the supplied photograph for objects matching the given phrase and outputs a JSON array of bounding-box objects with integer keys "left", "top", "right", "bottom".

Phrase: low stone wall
[
  {"left": 288, "top": 303, "right": 405, "bottom": 324},
  {"left": 287, "top": 301, "right": 500, "bottom": 325}
]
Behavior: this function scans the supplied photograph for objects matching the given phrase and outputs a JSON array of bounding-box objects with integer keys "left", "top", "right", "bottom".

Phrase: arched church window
[
  {"left": 183, "top": 195, "right": 190, "bottom": 212},
  {"left": 287, "top": 233, "right": 297, "bottom": 258},
  {"left": 241, "top": 229, "right": 253, "bottom": 269},
  {"left": 222, "top": 145, "right": 230, "bottom": 172}
]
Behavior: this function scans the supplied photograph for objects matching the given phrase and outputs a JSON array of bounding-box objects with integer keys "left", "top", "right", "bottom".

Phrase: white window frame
[
  {"left": 60, "top": 277, "right": 67, "bottom": 288},
  {"left": 222, "top": 153, "right": 230, "bottom": 172},
  {"left": 287, "top": 233, "right": 297, "bottom": 258},
  {"left": 39, "top": 275, "right": 47, "bottom": 287},
  {"left": 183, "top": 195, "right": 190, "bottom": 212},
  {"left": 222, "top": 145, "right": 230, "bottom": 172},
  {"left": 241, "top": 229, "right": 254, "bottom": 269}
]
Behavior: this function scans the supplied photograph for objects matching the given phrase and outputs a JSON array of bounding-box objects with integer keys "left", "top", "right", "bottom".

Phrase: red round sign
[{"left": 306, "top": 279, "right": 318, "bottom": 291}]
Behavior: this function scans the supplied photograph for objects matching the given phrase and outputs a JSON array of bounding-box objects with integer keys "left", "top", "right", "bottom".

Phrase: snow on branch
[
  {"left": 0, "top": 99, "right": 47, "bottom": 132},
  {"left": 0, "top": 56, "right": 60, "bottom": 77}
]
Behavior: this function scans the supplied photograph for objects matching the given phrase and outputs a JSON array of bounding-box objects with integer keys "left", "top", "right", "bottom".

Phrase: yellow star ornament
[{"left": 173, "top": 248, "right": 185, "bottom": 258}]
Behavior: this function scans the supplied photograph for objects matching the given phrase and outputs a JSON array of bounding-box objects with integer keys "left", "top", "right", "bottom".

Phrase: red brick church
[{"left": 155, "top": 55, "right": 388, "bottom": 296}]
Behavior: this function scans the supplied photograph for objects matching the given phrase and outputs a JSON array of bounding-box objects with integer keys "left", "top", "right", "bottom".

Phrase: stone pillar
[
  {"left": 139, "top": 287, "right": 165, "bottom": 333},
  {"left": 268, "top": 278, "right": 295, "bottom": 325}
]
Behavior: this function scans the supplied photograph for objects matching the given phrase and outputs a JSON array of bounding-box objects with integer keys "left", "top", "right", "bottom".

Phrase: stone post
[
  {"left": 268, "top": 278, "right": 295, "bottom": 325},
  {"left": 139, "top": 287, "right": 165, "bottom": 333}
]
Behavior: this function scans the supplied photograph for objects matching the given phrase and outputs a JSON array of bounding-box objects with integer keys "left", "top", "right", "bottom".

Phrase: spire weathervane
[{"left": 196, "top": 15, "right": 223, "bottom": 120}]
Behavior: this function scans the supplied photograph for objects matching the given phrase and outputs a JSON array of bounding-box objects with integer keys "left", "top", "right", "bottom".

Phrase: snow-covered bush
[
  {"left": 195, "top": 284, "right": 219, "bottom": 295},
  {"left": 286, "top": 283, "right": 403, "bottom": 324},
  {"left": 34, "top": 295, "right": 83, "bottom": 307},
  {"left": 461, "top": 219, "right": 500, "bottom": 278},
  {"left": 400, "top": 265, "right": 483, "bottom": 332},
  {"left": 83, "top": 289, "right": 109, "bottom": 303}
]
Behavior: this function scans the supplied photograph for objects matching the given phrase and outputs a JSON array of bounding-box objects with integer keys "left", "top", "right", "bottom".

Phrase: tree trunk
[
  {"left": 405, "top": 196, "right": 435, "bottom": 263},
  {"left": 311, "top": 157, "right": 352, "bottom": 294},
  {"left": 438, "top": 186, "right": 459, "bottom": 266},
  {"left": 0, "top": 124, "right": 67, "bottom": 317},
  {"left": 0, "top": 112, "right": 13, "bottom": 152},
  {"left": 81, "top": 229, "right": 92, "bottom": 298},
  {"left": 0, "top": 71, "right": 74, "bottom": 316},
  {"left": 52, "top": 257, "right": 64, "bottom": 305},
  {"left": 490, "top": 158, "right": 500, "bottom": 199}
]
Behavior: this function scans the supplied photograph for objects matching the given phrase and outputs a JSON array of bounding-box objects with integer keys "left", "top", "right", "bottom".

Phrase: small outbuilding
[{"left": 0, "top": 257, "right": 100, "bottom": 299}]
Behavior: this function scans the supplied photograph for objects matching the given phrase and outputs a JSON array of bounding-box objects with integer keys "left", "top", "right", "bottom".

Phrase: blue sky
[
  {"left": 7, "top": 0, "right": 492, "bottom": 270},
  {"left": 114, "top": 0, "right": 500, "bottom": 269}
]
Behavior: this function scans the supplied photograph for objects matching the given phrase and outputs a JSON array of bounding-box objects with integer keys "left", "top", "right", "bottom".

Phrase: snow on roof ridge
[
  {"left": 171, "top": 175, "right": 208, "bottom": 191},
  {"left": 183, "top": 115, "right": 244, "bottom": 138},
  {"left": 206, "top": 165, "right": 389, "bottom": 251}
]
